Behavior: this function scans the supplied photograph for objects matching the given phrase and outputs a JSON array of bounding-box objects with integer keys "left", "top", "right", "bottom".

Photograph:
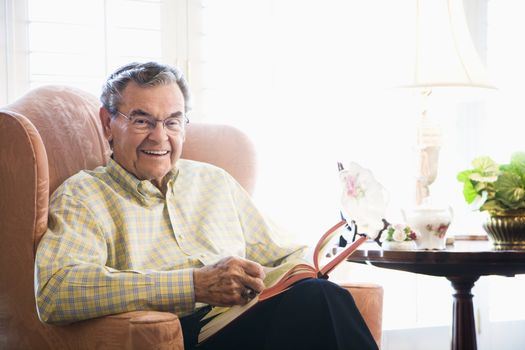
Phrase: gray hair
[{"left": 100, "top": 62, "right": 192, "bottom": 116}]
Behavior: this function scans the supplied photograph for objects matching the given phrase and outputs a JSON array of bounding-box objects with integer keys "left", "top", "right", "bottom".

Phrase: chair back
[{"left": 0, "top": 85, "right": 257, "bottom": 349}]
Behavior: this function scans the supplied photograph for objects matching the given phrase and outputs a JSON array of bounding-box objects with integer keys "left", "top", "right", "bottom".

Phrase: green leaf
[
  {"left": 507, "top": 152, "right": 525, "bottom": 182},
  {"left": 470, "top": 173, "right": 498, "bottom": 183},
  {"left": 481, "top": 199, "right": 507, "bottom": 213},
  {"left": 474, "top": 182, "right": 489, "bottom": 192},
  {"left": 514, "top": 202, "right": 525, "bottom": 210},
  {"left": 495, "top": 172, "right": 525, "bottom": 207},
  {"left": 457, "top": 170, "right": 474, "bottom": 183},
  {"left": 510, "top": 152, "right": 525, "bottom": 168},
  {"left": 472, "top": 156, "right": 499, "bottom": 175},
  {"left": 462, "top": 180, "right": 478, "bottom": 204}
]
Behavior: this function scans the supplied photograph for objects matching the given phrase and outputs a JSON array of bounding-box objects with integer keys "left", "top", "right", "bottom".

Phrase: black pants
[{"left": 180, "top": 279, "right": 379, "bottom": 350}]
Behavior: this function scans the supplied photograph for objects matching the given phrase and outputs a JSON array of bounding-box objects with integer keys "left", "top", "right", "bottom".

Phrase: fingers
[
  {"left": 239, "top": 272, "right": 265, "bottom": 294},
  {"left": 239, "top": 258, "right": 265, "bottom": 279},
  {"left": 229, "top": 257, "right": 265, "bottom": 292},
  {"left": 216, "top": 256, "right": 265, "bottom": 292},
  {"left": 193, "top": 256, "right": 266, "bottom": 306}
]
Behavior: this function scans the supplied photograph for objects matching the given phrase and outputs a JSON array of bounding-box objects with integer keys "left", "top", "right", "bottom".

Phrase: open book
[{"left": 198, "top": 219, "right": 368, "bottom": 344}]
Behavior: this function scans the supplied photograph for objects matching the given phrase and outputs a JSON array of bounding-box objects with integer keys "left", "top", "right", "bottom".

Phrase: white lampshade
[{"left": 398, "top": 0, "right": 494, "bottom": 89}]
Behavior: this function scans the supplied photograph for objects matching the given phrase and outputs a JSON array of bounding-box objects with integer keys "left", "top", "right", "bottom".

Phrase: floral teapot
[{"left": 401, "top": 205, "right": 453, "bottom": 250}]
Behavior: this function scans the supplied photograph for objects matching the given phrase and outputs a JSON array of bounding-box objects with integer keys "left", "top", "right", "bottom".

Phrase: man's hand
[{"left": 193, "top": 256, "right": 265, "bottom": 306}]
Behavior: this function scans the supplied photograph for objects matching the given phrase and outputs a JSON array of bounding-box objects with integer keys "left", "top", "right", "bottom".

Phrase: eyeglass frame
[{"left": 114, "top": 109, "right": 190, "bottom": 134}]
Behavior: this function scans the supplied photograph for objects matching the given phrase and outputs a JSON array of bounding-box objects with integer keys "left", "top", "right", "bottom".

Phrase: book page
[
  {"left": 261, "top": 259, "right": 310, "bottom": 287},
  {"left": 313, "top": 220, "right": 347, "bottom": 271},
  {"left": 318, "top": 234, "right": 367, "bottom": 277}
]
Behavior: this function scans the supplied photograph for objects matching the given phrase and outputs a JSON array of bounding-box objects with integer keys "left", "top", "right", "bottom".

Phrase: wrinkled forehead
[{"left": 119, "top": 82, "right": 185, "bottom": 115}]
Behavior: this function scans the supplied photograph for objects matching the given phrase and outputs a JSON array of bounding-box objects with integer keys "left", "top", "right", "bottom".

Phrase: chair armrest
[
  {"left": 56, "top": 311, "right": 183, "bottom": 350},
  {"left": 340, "top": 283, "right": 383, "bottom": 349}
]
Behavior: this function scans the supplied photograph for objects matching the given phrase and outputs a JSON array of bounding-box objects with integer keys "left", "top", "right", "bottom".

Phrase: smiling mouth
[{"left": 141, "top": 150, "right": 170, "bottom": 156}]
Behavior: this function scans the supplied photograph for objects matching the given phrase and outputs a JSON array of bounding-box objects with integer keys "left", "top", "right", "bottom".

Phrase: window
[
  {"left": 28, "top": 0, "right": 168, "bottom": 94},
  {"left": 1, "top": 0, "right": 184, "bottom": 103}
]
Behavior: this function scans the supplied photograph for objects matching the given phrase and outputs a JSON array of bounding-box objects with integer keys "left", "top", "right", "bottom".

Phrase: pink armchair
[{"left": 0, "top": 85, "right": 383, "bottom": 349}]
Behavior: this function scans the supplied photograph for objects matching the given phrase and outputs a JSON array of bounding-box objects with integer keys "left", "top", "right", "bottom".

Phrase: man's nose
[{"left": 147, "top": 120, "right": 169, "bottom": 141}]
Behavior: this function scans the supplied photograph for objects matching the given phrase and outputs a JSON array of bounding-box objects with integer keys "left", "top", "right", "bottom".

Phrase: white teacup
[{"left": 402, "top": 206, "right": 453, "bottom": 250}]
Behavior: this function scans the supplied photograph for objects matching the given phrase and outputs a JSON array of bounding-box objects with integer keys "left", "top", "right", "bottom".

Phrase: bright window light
[{"left": 26, "top": 0, "right": 163, "bottom": 94}]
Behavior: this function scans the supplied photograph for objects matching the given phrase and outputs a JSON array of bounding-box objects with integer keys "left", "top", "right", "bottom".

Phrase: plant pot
[{"left": 483, "top": 211, "right": 525, "bottom": 250}]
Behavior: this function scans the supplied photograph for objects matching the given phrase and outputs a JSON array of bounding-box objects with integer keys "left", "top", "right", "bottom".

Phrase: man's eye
[
  {"left": 165, "top": 118, "right": 182, "bottom": 127},
  {"left": 132, "top": 117, "right": 150, "bottom": 126}
]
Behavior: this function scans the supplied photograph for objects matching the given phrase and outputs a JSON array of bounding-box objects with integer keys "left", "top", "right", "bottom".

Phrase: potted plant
[{"left": 457, "top": 152, "right": 525, "bottom": 249}]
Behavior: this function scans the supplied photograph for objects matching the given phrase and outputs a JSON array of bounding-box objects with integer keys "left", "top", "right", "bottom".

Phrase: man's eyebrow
[
  {"left": 129, "top": 109, "right": 184, "bottom": 118},
  {"left": 168, "top": 111, "right": 184, "bottom": 118},
  {"left": 129, "top": 109, "right": 151, "bottom": 117}
]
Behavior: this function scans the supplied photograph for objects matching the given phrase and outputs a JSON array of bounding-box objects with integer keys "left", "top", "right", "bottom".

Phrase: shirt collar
[{"left": 106, "top": 158, "right": 179, "bottom": 203}]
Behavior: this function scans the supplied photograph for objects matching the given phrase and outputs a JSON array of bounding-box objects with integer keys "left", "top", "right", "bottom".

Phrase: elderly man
[{"left": 35, "top": 62, "right": 378, "bottom": 350}]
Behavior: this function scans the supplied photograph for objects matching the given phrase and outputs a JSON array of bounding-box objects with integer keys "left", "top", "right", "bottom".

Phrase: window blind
[{"left": 26, "top": 0, "right": 164, "bottom": 95}]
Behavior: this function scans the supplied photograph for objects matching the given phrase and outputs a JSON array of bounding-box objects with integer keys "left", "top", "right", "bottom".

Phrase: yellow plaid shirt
[{"left": 35, "top": 158, "right": 306, "bottom": 324}]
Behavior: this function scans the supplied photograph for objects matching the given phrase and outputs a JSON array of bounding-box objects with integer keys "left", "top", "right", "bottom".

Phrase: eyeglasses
[{"left": 115, "top": 110, "right": 189, "bottom": 134}]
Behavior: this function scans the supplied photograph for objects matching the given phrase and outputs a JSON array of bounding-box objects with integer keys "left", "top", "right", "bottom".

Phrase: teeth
[{"left": 143, "top": 150, "right": 169, "bottom": 155}]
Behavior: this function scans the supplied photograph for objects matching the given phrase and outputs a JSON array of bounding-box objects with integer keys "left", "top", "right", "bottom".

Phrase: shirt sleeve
[
  {"left": 224, "top": 172, "right": 308, "bottom": 267},
  {"left": 35, "top": 192, "right": 196, "bottom": 324}
]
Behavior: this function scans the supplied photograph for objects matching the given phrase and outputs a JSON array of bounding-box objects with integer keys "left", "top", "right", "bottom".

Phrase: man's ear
[{"left": 99, "top": 107, "right": 113, "bottom": 141}]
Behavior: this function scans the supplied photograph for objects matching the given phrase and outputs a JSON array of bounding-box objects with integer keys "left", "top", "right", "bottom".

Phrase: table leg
[{"left": 447, "top": 276, "right": 480, "bottom": 350}]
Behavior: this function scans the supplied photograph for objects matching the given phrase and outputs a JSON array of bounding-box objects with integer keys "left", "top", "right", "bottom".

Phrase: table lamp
[{"left": 397, "top": 0, "right": 495, "bottom": 205}]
